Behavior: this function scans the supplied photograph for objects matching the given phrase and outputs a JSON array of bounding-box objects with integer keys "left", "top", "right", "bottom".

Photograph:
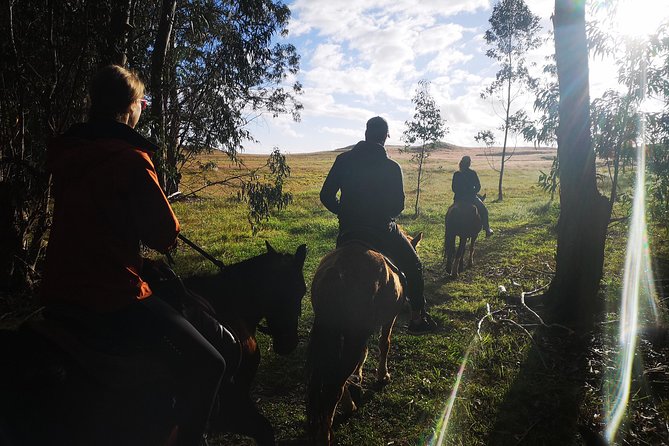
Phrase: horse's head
[{"left": 259, "top": 241, "right": 307, "bottom": 355}]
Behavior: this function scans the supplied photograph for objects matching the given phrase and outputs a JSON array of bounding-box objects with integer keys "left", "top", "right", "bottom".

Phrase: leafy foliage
[
  {"left": 238, "top": 149, "right": 293, "bottom": 232},
  {"left": 0, "top": 1, "right": 118, "bottom": 291},
  {"left": 402, "top": 80, "right": 447, "bottom": 216},
  {"left": 538, "top": 157, "right": 559, "bottom": 201},
  {"left": 132, "top": 0, "right": 302, "bottom": 196},
  {"left": 0, "top": 0, "right": 302, "bottom": 291}
]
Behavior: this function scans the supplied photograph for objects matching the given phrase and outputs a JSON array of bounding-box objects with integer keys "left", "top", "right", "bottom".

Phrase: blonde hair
[{"left": 88, "top": 65, "right": 145, "bottom": 121}]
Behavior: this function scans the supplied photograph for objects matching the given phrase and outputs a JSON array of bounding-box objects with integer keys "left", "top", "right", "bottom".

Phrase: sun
[{"left": 613, "top": 0, "right": 669, "bottom": 38}]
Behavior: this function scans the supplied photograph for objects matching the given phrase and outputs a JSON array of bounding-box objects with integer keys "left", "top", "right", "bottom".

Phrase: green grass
[{"left": 162, "top": 148, "right": 664, "bottom": 445}]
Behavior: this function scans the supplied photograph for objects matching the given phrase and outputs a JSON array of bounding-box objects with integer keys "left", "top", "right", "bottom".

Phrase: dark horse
[
  {"left": 306, "top": 231, "right": 421, "bottom": 445},
  {"left": 444, "top": 199, "right": 483, "bottom": 277},
  {"left": 0, "top": 241, "right": 306, "bottom": 446}
]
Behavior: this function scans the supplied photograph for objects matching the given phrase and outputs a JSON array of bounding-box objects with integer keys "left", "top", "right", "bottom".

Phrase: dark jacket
[
  {"left": 452, "top": 168, "right": 481, "bottom": 202},
  {"left": 41, "top": 120, "right": 180, "bottom": 313},
  {"left": 320, "top": 141, "right": 404, "bottom": 232}
]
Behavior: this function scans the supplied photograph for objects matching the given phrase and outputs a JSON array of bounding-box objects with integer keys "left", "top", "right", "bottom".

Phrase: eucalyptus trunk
[
  {"left": 414, "top": 144, "right": 426, "bottom": 217},
  {"left": 548, "top": 0, "right": 611, "bottom": 322},
  {"left": 150, "top": 0, "right": 178, "bottom": 194}
]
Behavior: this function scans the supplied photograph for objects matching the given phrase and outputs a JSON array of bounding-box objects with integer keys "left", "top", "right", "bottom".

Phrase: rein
[{"left": 177, "top": 233, "right": 226, "bottom": 270}]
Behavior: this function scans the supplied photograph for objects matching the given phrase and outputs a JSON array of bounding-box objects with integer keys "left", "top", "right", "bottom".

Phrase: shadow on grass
[{"left": 487, "top": 324, "right": 595, "bottom": 445}]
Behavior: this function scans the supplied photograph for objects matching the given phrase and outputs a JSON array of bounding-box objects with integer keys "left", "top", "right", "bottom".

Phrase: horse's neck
[{"left": 214, "top": 260, "right": 265, "bottom": 325}]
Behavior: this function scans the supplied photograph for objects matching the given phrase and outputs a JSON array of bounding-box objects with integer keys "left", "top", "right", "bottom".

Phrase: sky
[{"left": 243, "top": 0, "right": 669, "bottom": 154}]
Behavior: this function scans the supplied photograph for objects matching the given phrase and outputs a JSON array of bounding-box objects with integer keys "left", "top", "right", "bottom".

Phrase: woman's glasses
[{"left": 140, "top": 98, "right": 148, "bottom": 111}]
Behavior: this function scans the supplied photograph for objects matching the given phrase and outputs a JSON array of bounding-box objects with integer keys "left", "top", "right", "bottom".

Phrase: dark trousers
[
  {"left": 338, "top": 222, "right": 425, "bottom": 313},
  {"left": 103, "top": 297, "right": 226, "bottom": 446},
  {"left": 473, "top": 197, "right": 490, "bottom": 231}
]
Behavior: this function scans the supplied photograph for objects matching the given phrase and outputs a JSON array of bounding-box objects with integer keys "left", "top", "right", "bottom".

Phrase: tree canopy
[{"left": 0, "top": 0, "right": 302, "bottom": 291}]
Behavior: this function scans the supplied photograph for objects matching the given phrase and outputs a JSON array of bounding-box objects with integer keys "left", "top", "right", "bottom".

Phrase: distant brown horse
[
  {"left": 0, "top": 241, "right": 306, "bottom": 446},
  {"left": 444, "top": 199, "right": 483, "bottom": 277},
  {"left": 306, "top": 231, "right": 422, "bottom": 445}
]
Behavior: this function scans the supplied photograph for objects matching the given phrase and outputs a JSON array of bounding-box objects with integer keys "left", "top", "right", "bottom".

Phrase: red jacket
[{"left": 41, "top": 120, "right": 180, "bottom": 313}]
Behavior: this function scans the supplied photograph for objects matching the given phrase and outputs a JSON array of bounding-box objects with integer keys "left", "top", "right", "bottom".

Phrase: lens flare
[
  {"left": 604, "top": 67, "right": 661, "bottom": 443},
  {"left": 427, "top": 338, "right": 476, "bottom": 446}
]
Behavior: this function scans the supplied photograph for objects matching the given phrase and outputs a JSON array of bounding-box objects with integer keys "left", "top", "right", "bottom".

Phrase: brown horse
[
  {"left": 0, "top": 241, "right": 306, "bottom": 446},
  {"left": 444, "top": 200, "right": 483, "bottom": 277},
  {"left": 306, "top": 231, "right": 422, "bottom": 445}
]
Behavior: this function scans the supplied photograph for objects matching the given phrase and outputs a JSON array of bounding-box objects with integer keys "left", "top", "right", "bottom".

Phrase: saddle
[
  {"left": 27, "top": 263, "right": 242, "bottom": 389},
  {"left": 336, "top": 230, "right": 408, "bottom": 292}
]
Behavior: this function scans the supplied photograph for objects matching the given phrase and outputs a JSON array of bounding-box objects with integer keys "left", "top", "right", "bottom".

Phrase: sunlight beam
[{"left": 428, "top": 338, "right": 476, "bottom": 446}]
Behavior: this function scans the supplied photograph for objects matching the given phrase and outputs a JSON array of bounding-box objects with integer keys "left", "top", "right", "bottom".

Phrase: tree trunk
[
  {"left": 414, "top": 144, "right": 425, "bottom": 216},
  {"left": 150, "top": 0, "right": 177, "bottom": 194},
  {"left": 498, "top": 73, "right": 512, "bottom": 201},
  {"left": 104, "top": 0, "right": 132, "bottom": 66},
  {"left": 548, "top": 0, "right": 611, "bottom": 323}
]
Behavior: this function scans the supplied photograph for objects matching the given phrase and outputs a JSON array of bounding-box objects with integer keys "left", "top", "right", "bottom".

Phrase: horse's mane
[{"left": 185, "top": 250, "right": 298, "bottom": 300}]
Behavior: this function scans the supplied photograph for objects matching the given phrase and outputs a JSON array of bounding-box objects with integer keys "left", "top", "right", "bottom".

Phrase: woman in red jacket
[{"left": 41, "top": 65, "right": 224, "bottom": 446}]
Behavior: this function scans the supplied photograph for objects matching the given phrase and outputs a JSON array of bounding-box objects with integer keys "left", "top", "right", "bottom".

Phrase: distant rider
[
  {"left": 320, "top": 116, "right": 437, "bottom": 334},
  {"left": 452, "top": 155, "right": 493, "bottom": 237},
  {"left": 41, "top": 64, "right": 224, "bottom": 446}
]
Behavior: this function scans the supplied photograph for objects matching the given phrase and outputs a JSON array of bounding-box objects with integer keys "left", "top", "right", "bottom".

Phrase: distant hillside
[{"left": 334, "top": 141, "right": 556, "bottom": 153}]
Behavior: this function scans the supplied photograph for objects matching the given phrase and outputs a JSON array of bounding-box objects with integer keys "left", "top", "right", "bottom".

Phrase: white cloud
[
  {"left": 247, "top": 0, "right": 649, "bottom": 153},
  {"left": 322, "top": 126, "right": 363, "bottom": 138}
]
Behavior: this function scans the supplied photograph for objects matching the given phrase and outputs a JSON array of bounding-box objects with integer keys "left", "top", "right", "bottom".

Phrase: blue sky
[{"left": 244, "top": 0, "right": 668, "bottom": 154}]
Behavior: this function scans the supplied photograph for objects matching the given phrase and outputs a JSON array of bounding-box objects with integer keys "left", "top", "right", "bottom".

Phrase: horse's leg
[
  {"left": 376, "top": 318, "right": 397, "bottom": 386},
  {"left": 337, "top": 333, "right": 369, "bottom": 415},
  {"left": 451, "top": 236, "right": 463, "bottom": 277},
  {"left": 453, "top": 236, "right": 467, "bottom": 273},
  {"left": 468, "top": 235, "right": 478, "bottom": 268},
  {"left": 210, "top": 383, "right": 275, "bottom": 446},
  {"left": 344, "top": 343, "right": 368, "bottom": 411},
  {"left": 307, "top": 321, "right": 366, "bottom": 445},
  {"left": 445, "top": 232, "right": 456, "bottom": 275}
]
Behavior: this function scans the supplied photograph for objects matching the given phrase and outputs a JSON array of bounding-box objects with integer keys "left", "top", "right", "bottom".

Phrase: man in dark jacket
[
  {"left": 452, "top": 155, "right": 493, "bottom": 237},
  {"left": 320, "top": 116, "right": 436, "bottom": 334}
]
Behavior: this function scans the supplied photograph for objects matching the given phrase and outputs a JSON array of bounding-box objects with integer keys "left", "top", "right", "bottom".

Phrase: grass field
[{"left": 164, "top": 144, "right": 669, "bottom": 446}]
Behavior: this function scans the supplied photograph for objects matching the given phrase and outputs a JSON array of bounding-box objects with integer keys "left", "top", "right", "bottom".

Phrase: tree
[
  {"left": 480, "top": 0, "right": 542, "bottom": 201},
  {"left": 402, "top": 80, "right": 447, "bottom": 217},
  {"left": 522, "top": 58, "right": 560, "bottom": 201},
  {"left": 0, "top": 1, "right": 126, "bottom": 292},
  {"left": 547, "top": 0, "right": 611, "bottom": 322},
  {"left": 0, "top": 0, "right": 302, "bottom": 292},
  {"left": 139, "top": 0, "right": 303, "bottom": 197}
]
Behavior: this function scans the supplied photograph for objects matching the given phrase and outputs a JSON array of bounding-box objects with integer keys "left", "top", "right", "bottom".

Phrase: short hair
[
  {"left": 459, "top": 155, "right": 471, "bottom": 170},
  {"left": 89, "top": 65, "right": 145, "bottom": 121},
  {"left": 365, "top": 116, "right": 389, "bottom": 143}
]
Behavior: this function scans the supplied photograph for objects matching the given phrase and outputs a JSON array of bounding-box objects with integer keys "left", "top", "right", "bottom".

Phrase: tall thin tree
[
  {"left": 402, "top": 80, "right": 447, "bottom": 217},
  {"left": 480, "top": 0, "right": 542, "bottom": 201}
]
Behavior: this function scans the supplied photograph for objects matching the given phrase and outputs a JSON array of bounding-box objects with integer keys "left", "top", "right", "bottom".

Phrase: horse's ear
[
  {"left": 410, "top": 232, "right": 423, "bottom": 248},
  {"left": 294, "top": 244, "right": 307, "bottom": 268},
  {"left": 265, "top": 240, "right": 277, "bottom": 255}
]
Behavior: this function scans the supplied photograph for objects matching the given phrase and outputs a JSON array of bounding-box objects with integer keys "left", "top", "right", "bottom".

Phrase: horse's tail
[{"left": 306, "top": 267, "right": 347, "bottom": 444}]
